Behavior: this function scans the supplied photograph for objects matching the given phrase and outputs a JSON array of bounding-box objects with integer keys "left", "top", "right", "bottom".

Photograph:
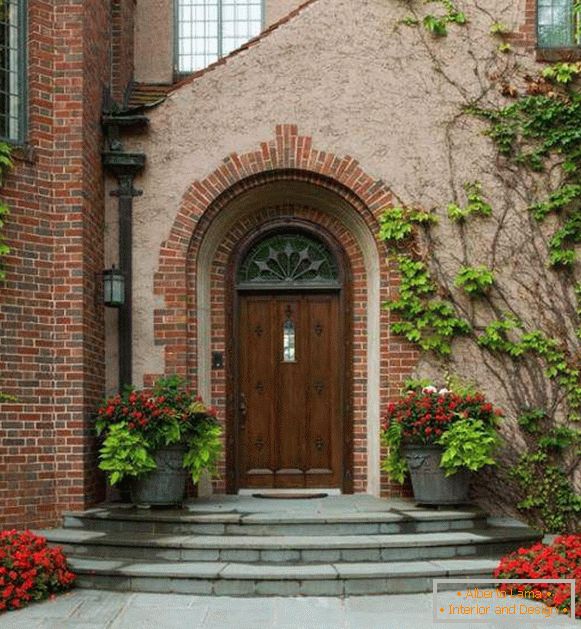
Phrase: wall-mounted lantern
[{"left": 103, "top": 265, "right": 125, "bottom": 307}]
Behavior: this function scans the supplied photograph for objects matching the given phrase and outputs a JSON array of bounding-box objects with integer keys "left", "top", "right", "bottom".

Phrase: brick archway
[{"left": 152, "top": 125, "right": 418, "bottom": 495}]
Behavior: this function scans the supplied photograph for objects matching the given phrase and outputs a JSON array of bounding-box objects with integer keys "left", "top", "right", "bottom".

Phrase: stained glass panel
[{"left": 237, "top": 234, "right": 340, "bottom": 289}]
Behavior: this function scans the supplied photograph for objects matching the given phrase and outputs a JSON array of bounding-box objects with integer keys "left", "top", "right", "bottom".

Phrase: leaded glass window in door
[{"left": 237, "top": 233, "right": 340, "bottom": 290}]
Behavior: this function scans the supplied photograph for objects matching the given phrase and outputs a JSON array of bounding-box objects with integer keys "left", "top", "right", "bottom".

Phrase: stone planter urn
[
  {"left": 402, "top": 445, "right": 471, "bottom": 505},
  {"left": 130, "top": 444, "right": 187, "bottom": 508}
]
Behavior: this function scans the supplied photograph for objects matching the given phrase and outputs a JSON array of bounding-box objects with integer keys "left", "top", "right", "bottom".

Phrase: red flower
[{"left": 495, "top": 535, "right": 581, "bottom": 619}]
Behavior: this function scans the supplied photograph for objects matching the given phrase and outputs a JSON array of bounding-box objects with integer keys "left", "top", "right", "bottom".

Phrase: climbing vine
[
  {"left": 380, "top": 3, "right": 581, "bottom": 531},
  {"left": 0, "top": 141, "right": 12, "bottom": 281},
  {"left": 402, "top": 0, "right": 467, "bottom": 37},
  {"left": 510, "top": 409, "right": 581, "bottom": 533},
  {"left": 0, "top": 141, "right": 13, "bottom": 404}
]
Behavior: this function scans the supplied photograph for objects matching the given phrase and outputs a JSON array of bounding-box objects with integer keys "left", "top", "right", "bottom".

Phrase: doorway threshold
[{"left": 238, "top": 488, "right": 342, "bottom": 496}]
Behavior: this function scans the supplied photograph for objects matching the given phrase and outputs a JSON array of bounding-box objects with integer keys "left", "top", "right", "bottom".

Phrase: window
[
  {"left": 236, "top": 233, "right": 340, "bottom": 290},
  {"left": 0, "top": 0, "right": 25, "bottom": 142},
  {"left": 176, "top": 0, "right": 264, "bottom": 73},
  {"left": 537, "top": 0, "right": 581, "bottom": 47}
]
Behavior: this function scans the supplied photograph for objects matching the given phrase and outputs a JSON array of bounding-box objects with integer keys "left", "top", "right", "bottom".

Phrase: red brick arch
[
  {"left": 154, "top": 124, "right": 396, "bottom": 374},
  {"left": 152, "top": 124, "right": 418, "bottom": 496}
]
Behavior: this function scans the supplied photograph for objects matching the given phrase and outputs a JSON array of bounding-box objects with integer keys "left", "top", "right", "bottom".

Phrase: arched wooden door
[{"left": 234, "top": 231, "right": 349, "bottom": 491}]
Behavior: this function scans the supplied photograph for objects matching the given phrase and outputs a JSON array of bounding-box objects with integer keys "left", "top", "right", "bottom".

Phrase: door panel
[{"left": 238, "top": 293, "right": 343, "bottom": 489}]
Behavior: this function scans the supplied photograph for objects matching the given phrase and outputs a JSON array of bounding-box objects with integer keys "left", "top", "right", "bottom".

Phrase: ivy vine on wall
[
  {"left": 382, "top": 2, "right": 580, "bottom": 532},
  {"left": 0, "top": 141, "right": 12, "bottom": 280},
  {"left": 0, "top": 140, "right": 14, "bottom": 403}
]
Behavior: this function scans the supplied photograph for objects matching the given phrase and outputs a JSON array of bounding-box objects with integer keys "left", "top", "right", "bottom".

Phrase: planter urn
[
  {"left": 402, "top": 444, "right": 471, "bottom": 505},
  {"left": 129, "top": 444, "right": 187, "bottom": 507}
]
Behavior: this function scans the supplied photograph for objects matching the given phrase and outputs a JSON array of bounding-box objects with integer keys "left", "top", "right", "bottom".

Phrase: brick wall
[
  {"left": 0, "top": 0, "right": 110, "bottom": 529},
  {"left": 513, "top": 0, "right": 537, "bottom": 48},
  {"left": 111, "top": 0, "right": 136, "bottom": 103}
]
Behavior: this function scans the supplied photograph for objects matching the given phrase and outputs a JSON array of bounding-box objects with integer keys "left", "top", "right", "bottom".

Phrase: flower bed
[
  {"left": 0, "top": 530, "right": 75, "bottom": 612},
  {"left": 494, "top": 534, "right": 581, "bottom": 619}
]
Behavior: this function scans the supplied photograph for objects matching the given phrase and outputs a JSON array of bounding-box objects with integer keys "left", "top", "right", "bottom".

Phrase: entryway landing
[{"left": 59, "top": 495, "right": 495, "bottom": 529}]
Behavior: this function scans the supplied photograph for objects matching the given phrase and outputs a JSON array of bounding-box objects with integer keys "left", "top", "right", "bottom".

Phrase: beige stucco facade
[
  {"left": 134, "top": 0, "right": 308, "bottom": 83},
  {"left": 109, "top": 0, "right": 579, "bottom": 503}
]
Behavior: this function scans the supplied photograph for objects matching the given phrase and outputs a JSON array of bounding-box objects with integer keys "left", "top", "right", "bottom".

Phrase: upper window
[
  {"left": 176, "top": 0, "right": 264, "bottom": 73},
  {"left": 0, "top": 0, "right": 25, "bottom": 142},
  {"left": 537, "top": 0, "right": 580, "bottom": 48}
]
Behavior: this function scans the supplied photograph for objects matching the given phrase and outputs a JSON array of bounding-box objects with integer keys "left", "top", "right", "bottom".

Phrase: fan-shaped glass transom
[{"left": 237, "top": 233, "right": 340, "bottom": 290}]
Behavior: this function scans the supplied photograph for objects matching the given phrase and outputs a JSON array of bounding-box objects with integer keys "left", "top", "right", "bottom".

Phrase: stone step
[
  {"left": 69, "top": 556, "right": 502, "bottom": 596},
  {"left": 62, "top": 505, "right": 489, "bottom": 537},
  {"left": 39, "top": 526, "right": 540, "bottom": 564}
]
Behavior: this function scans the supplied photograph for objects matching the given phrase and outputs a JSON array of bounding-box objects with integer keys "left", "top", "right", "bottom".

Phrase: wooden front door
[{"left": 237, "top": 292, "right": 344, "bottom": 489}]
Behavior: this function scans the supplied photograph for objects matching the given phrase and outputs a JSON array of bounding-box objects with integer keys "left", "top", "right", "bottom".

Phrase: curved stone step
[
  {"left": 40, "top": 526, "right": 540, "bottom": 564},
  {"left": 69, "top": 556, "right": 502, "bottom": 596},
  {"left": 62, "top": 505, "right": 489, "bottom": 537}
]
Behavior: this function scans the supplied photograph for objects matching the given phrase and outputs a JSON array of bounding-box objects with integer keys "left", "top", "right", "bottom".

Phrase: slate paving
[{"left": 0, "top": 589, "right": 577, "bottom": 629}]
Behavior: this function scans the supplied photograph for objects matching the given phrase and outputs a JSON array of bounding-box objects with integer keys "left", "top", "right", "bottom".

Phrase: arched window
[
  {"left": 237, "top": 233, "right": 341, "bottom": 290},
  {"left": 175, "top": 0, "right": 264, "bottom": 73},
  {"left": 537, "top": 0, "right": 580, "bottom": 48}
]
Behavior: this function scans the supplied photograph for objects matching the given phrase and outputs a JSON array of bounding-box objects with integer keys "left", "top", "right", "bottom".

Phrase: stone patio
[{"left": 0, "top": 589, "right": 577, "bottom": 629}]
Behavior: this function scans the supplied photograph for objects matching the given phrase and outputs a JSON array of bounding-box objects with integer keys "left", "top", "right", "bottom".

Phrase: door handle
[{"left": 239, "top": 393, "right": 247, "bottom": 430}]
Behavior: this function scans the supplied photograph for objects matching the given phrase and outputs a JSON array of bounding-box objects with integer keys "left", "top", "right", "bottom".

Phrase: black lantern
[{"left": 103, "top": 265, "right": 125, "bottom": 307}]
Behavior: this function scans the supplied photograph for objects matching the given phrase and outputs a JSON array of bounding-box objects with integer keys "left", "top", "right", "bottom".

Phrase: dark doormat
[{"left": 252, "top": 493, "right": 328, "bottom": 500}]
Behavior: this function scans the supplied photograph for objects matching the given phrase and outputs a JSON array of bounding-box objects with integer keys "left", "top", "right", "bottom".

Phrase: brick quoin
[
  {"left": 0, "top": 0, "right": 111, "bottom": 529},
  {"left": 151, "top": 125, "right": 418, "bottom": 497}
]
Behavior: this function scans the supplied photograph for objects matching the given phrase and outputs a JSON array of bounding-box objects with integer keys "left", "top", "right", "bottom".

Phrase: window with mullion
[
  {"left": 176, "top": 0, "right": 263, "bottom": 73},
  {"left": 537, "top": 0, "right": 581, "bottom": 48},
  {"left": 0, "top": 0, "right": 26, "bottom": 143}
]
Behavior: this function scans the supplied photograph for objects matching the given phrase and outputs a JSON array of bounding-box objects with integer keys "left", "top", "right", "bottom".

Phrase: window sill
[{"left": 536, "top": 47, "right": 581, "bottom": 62}]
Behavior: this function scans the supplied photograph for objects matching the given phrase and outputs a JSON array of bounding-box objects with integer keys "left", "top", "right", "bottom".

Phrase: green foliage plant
[
  {"left": 542, "top": 62, "right": 581, "bottom": 85},
  {"left": 381, "top": 386, "right": 501, "bottom": 483},
  {"left": 490, "top": 21, "right": 510, "bottom": 36},
  {"left": 0, "top": 141, "right": 12, "bottom": 281},
  {"left": 454, "top": 265, "right": 495, "bottom": 295},
  {"left": 95, "top": 376, "right": 222, "bottom": 485},
  {"left": 379, "top": 207, "right": 469, "bottom": 355},
  {"left": 385, "top": 254, "right": 471, "bottom": 355},
  {"left": 510, "top": 411, "right": 580, "bottom": 532},
  {"left": 437, "top": 418, "right": 498, "bottom": 476},
  {"left": 472, "top": 72, "right": 581, "bottom": 267},
  {"left": 401, "top": 0, "right": 467, "bottom": 36},
  {"left": 478, "top": 316, "right": 581, "bottom": 415},
  {"left": 447, "top": 182, "right": 492, "bottom": 222}
]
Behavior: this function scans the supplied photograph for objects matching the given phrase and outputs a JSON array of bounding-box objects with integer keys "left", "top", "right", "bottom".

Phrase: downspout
[{"left": 102, "top": 113, "right": 148, "bottom": 390}]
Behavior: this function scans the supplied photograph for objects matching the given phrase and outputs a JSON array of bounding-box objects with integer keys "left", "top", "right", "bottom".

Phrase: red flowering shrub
[
  {"left": 381, "top": 386, "right": 501, "bottom": 443},
  {"left": 494, "top": 534, "right": 581, "bottom": 619},
  {"left": 96, "top": 376, "right": 222, "bottom": 486},
  {"left": 0, "top": 530, "right": 75, "bottom": 612},
  {"left": 381, "top": 385, "right": 502, "bottom": 483}
]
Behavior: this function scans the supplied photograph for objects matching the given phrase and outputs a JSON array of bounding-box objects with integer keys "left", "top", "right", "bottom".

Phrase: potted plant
[
  {"left": 95, "top": 376, "right": 222, "bottom": 507},
  {"left": 381, "top": 384, "right": 501, "bottom": 505}
]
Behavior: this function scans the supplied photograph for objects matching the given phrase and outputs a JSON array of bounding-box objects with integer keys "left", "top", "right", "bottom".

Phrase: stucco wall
[
  {"left": 134, "top": 0, "right": 309, "bottom": 84},
  {"left": 108, "top": 0, "right": 579, "bottom": 505},
  {"left": 266, "top": 0, "right": 305, "bottom": 24},
  {"left": 122, "top": 0, "right": 530, "bottom": 379},
  {"left": 134, "top": 0, "right": 174, "bottom": 83}
]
